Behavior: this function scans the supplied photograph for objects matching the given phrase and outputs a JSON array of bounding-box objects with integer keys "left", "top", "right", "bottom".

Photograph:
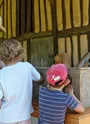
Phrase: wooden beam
[
  {"left": 87, "top": 33, "right": 90, "bottom": 52},
  {"left": 0, "top": 32, "right": 52, "bottom": 43},
  {"left": 27, "top": 39, "right": 31, "bottom": 62},
  {"left": 51, "top": 0, "right": 58, "bottom": 55},
  {"left": 13, "top": 31, "right": 52, "bottom": 41},
  {"left": 58, "top": 26, "right": 90, "bottom": 38},
  {"left": 2, "top": 25, "right": 90, "bottom": 42}
]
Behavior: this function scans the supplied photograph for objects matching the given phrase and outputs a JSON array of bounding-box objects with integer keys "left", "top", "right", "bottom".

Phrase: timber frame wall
[{"left": 0, "top": 0, "right": 90, "bottom": 67}]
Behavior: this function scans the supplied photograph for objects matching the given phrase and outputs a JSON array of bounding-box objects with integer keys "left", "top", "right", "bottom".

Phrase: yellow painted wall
[{"left": 0, "top": 0, "right": 89, "bottom": 66}]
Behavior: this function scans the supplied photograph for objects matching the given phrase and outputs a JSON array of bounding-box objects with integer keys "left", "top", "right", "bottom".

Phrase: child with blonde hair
[
  {"left": 0, "top": 39, "right": 44, "bottom": 124},
  {"left": 38, "top": 64, "right": 84, "bottom": 124}
]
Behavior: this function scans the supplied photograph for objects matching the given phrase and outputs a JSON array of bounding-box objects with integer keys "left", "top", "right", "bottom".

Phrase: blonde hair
[{"left": 0, "top": 39, "right": 24, "bottom": 64}]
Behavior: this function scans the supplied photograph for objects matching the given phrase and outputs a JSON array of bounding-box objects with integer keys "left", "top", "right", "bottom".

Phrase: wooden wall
[
  {"left": 56, "top": 0, "right": 90, "bottom": 66},
  {"left": 16, "top": 0, "right": 52, "bottom": 35},
  {"left": 0, "top": 0, "right": 16, "bottom": 38},
  {"left": 0, "top": 0, "right": 90, "bottom": 67}
]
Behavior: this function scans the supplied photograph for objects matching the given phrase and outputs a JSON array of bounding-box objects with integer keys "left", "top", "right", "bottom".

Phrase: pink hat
[{"left": 46, "top": 64, "right": 67, "bottom": 86}]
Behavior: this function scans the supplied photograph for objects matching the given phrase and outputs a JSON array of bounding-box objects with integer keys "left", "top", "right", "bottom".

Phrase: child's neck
[
  {"left": 6, "top": 60, "right": 19, "bottom": 66},
  {"left": 47, "top": 84, "right": 63, "bottom": 92}
]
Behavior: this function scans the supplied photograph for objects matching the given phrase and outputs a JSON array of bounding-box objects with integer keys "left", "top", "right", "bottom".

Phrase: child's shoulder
[
  {"left": 40, "top": 86, "right": 69, "bottom": 97},
  {"left": 20, "top": 62, "right": 33, "bottom": 68}
]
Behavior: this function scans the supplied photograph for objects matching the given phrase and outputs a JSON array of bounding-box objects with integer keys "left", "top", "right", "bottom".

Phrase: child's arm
[
  {"left": 65, "top": 84, "right": 85, "bottom": 113},
  {"left": 30, "top": 63, "right": 45, "bottom": 84},
  {"left": 71, "top": 94, "right": 84, "bottom": 113},
  {"left": 34, "top": 72, "right": 45, "bottom": 84}
]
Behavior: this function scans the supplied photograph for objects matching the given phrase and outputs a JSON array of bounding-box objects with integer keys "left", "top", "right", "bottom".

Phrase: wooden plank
[
  {"left": 38, "top": 0, "right": 41, "bottom": 31},
  {"left": 89, "top": 0, "right": 90, "bottom": 25},
  {"left": 44, "top": 0, "right": 48, "bottom": 31},
  {"left": 56, "top": 0, "right": 63, "bottom": 31},
  {"left": 34, "top": 0, "right": 40, "bottom": 33},
  {"left": 65, "top": 0, "right": 71, "bottom": 29},
  {"left": 66, "top": 37, "right": 71, "bottom": 66},
  {"left": 80, "top": 0, "right": 83, "bottom": 26},
  {"left": 0, "top": 0, "right": 3, "bottom": 8},
  {"left": 72, "top": 36, "right": 79, "bottom": 67},
  {"left": 6, "top": 0, "right": 8, "bottom": 38},
  {"left": 72, "top": 0, "right": 81, "bottom": 27},
  {"left": 48, "top": 0, "right": 54, "bottom": 4},
  {"left": 0, "top": 0, "right": 3, "bottom": 38},
  {"left": 80, "top": 35, "right": 88, "bottom": 58},
  {"left": 51, "top": 0, "right": 58, "bottom": 55},
  {"left": 70, "top": 0, "right": 74, "bottom": 28},
  {"left": 12, "top": 0, "right": 16, "bottom": 37},
  {"left": 8, "top": 0, "right": 11, "bottom": 38},
  {"left": 31, "top": 0, "right": 34, "bottom": 32},
  {"left": 58, "top": 38, "right": 65, "bottom": 53},
  {"left": 2, "top": 0, "right": 4, "bottom": 38},
  {"left": 16, "top": 0, "right": 20, "bottom": 36},
  {"left": 40, "top": 0, "right": 46, "bottom": 32},
  {"left": 21, "top": 0, "right": 25, "bottom": 34},
  {"left": 77, "top": 35, "right": 81, "bottom": 62},
  {"left": 57, "top": 26, "right": 90, "bottom": 38},
  {"left": 10, "top": 0, "right": 13, "bottom": 37},
  {"left": 70, "top": 37, "right": 73, "bottom": 66},
  {"left": 46, "top": 0, "right": 52, "bottom": 30},
  {"left": 65, "top": 118, "right": 78, "bottom": 124},
  {"left": 62, "top": 0, "right": 66, "bottom": 29},
  {"left": 26, "top": 0, "right": 31, "bottom": 33},
  {"left": 87, "top": 33, "right": 90, "bottom": 52},
  {"left": 22, "top": 40, "right": 27, "bottom": 62},
  {"left": 79, "top": 115, "right": 90, "bottom": 124},
  {"left": 83, "top": 0, "right": 89, "bottom": 26},
  {"left": 3, "top": 0, "right": 7, "bottom": 38},
  {"left": 65, "top": 38, "right": 67, "bottom": 53},
  {"left": 27, "top": 39, "right": 31, "bottom": 62}
]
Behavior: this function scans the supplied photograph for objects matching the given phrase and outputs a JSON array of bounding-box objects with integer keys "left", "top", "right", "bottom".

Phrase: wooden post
[
  {"left": 51, "top": 0, "right": 58, "bottom": 56},
  {"left": 21, "top": 0, "right": 25, "bottom": 34},
  {"left": 87, "top": 33, "right": 90, "bottom": 52},
  {"left": 16, "top": 0, "right": 21, "bottom": 36},
  {"left": 27, "top": 39, "right": 31, "bottom": 62}
]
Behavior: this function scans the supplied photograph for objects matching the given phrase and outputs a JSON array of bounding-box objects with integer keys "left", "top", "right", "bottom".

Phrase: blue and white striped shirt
[{"left": 38, "top": 87, "right": 78, "bottom": 124}]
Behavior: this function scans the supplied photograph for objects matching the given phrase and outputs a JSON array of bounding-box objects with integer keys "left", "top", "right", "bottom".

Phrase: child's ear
[{"left": 64, "top": 79, "right": 70, "bottom": 86}]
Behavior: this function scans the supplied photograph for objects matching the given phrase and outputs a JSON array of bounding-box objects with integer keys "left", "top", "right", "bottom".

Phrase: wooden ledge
[
  {"left": 65, "top": 107, "right": 90, "bottom": 124},
  {"left": 66, "top": 109, "right": 90, "bottom": 120}
]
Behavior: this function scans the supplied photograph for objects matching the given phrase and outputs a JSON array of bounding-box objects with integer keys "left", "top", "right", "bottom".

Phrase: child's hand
[{"left": 65, "top": 84, "right": 74, "bottom": 95}]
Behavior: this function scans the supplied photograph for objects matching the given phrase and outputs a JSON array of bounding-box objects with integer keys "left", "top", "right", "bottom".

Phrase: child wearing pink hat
[{"left": 38, "top": 64, "right": 84, "bottom": 124}]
